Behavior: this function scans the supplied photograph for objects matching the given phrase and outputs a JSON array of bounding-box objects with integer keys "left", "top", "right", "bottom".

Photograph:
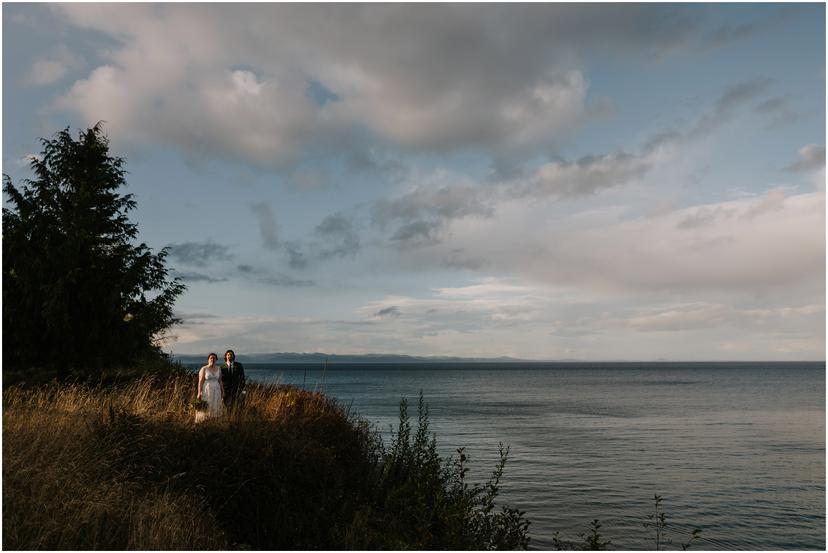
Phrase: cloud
[
  {"left": 678, "top": 77, "right": 774, "bottom": 141},
  {"left": 785, "top": 144, "right": 826, "bottom": 172},
  {"left": 172, "top": 271, "right": 228, "bottom": 283},
  {"left": 50, "top": 4, "right": 720, "bottom": 166},
  {"left": 259, "top": 274, "right": 315, "bottom": 287},
  {"left": 166, "top": 268, "right": 824, "bottom": 360},
  {"left": 373, "top": 306, "right": 401, "bottom": 319},
  {"left": 358, "top": 278, "right": 560, "bottom": 330},
  {"left": 396, "top": 189, "right": 825, "bottom": 299},
  {"left": 176, "top": 312, "right": 220, "bottom": 320},
  {"left": 740, "top": 188, "right": 786, "bottom": 219},
  {"left": 676, "top": 205, "right": 736, "bottom": 229},
  {"left": 715, "top": 77, "right": 773, "bottom": 115},
  {"left": 346, "top": 149, "right": 409, "bottom": 182},
  {"left": 285, "top": 242, "right": 308, "bottom": 269},
  {"left": 508, "top": 77, "right": 776, "bottom": 202},
  {"left": 272, "top": 212, "right": 361, "bottom": 269},
  {"left": 166, "top": 240, "right": 234, "bottom": 267},
  {"left": 373, "top": 184, "right": 494, "bottom": 226},
  {"left": 225, "top": 261, "right": 316, "bottom": 286},
  {"left": 168, "top": 245, "right": 314, "bottom": 286},
  {"left": 545, "top": 191, "right": 824, "bottom": 294},
  {"left": 638, "top": 77, "right": 779, "bottom": 155},
  {"left": 57, "top": 58, "right": 317, "bottom": 167},
  {"left": 389, "top": 221, "right": 443, "bottom": 247},
  {"left": 753, "top": 96, "right": 786, "bottom": 114},
  {"left": 672, "top": 186, "right": 784, "bottom": 229},
  {"left": 701, "top": 6, "right": 798, "bottom": 51},
  {"left": 349, "top": 273, "right": 825, "bottom": 359},
  {"left": 519, "top": 152, "right": 655, "bottom": 199},
  {"left": 25, "top": 45, "right": 83, "bottom": 86},
  {"left": 354, "top": 74, "right": 814, "bottom": 257},
  {"left": 169, "top": 314, "right": 385, "bottom": 354},
  {"left": 250, "top": 201, "right": 279, "bottom": 249},
  {"left": 314, "top": 213, "right": 360, "bottom": 258},
  {"left": 175, "top": 312, "right": 220, "bottom": 325},
  {"left": 753, "top": 95, "right": 800, "bottom": 129},
  {"left": 625, "top": 302, "right": 824, "bottom": 332},
  {"left": 371, "top": 172, "right": 495, "bottom": 246}
]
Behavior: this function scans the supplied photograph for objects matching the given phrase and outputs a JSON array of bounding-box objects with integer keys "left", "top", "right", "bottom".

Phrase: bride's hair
[{"left": 208, "top": 352, "right": 218, "bottom": 361}]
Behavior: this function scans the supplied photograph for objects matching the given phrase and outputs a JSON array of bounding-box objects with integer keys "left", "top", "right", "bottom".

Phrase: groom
[{"left": 221, "top": 349, "right": 246, "bottom": 406}]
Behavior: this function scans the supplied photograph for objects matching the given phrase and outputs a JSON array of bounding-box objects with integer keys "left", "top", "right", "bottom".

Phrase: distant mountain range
[{"left": 172, "top": 352, "right": 532, "bottom": 364}]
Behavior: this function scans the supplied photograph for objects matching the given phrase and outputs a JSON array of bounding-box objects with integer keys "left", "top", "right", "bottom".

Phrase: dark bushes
[{"left": 347, "top": 394, "right": 530, "bottom": 549}]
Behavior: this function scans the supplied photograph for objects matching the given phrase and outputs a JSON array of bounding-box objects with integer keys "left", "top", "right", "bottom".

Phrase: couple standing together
[{"left": 195, "top": 349, "right": 246, "bottom": 423}]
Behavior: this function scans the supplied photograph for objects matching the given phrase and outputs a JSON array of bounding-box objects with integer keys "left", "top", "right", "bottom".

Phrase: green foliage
[
  {"left": 552, "top": 494, "right": 702, "bottom": 550},
  {"left": 643, "top": 494, "right": 702, "bottom": 551},
  {"left": 347, "top": 392, "right": 531, "bottom": 549},
  {"left": 580, "top": 519, "right": 612, "bottom": 550},
  {"left": 3, "top": 124, "right": 184, "bottom": 374},
  {"left": 644, "top": 493, "right": 668, "bottom": 550},
  {"left": 551, "top": 518, "right": 612, "bottom": 550}
]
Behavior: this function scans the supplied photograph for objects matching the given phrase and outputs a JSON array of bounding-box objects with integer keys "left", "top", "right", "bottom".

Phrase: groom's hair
[{"left": 225, "top": 349, "right": 235, "bottom": 359}]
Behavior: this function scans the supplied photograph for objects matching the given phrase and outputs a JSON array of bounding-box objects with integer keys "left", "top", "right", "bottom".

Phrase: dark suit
[{"left": 221, "top": 361, "right": 246, "bottom": 405}]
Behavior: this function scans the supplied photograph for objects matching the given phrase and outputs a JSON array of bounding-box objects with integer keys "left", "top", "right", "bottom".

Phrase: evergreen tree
[{"left": 3, "top": 124, "right": 185, "bottom": 373}]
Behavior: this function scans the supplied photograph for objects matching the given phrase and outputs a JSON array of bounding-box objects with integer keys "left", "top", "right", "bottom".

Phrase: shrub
[
  {"left": 347, "top": 393, "right": 531, "bottom": 549},
  {"left": 551, "top": 495, "right": 702, "bottom": 550},
  {"left": 3, "top": 377, "right": 530, "bottom": 550}
]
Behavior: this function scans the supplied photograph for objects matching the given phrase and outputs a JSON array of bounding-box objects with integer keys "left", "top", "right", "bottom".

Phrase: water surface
[{"left": 218, "top": 362, "right": 825, "bottom": 550}]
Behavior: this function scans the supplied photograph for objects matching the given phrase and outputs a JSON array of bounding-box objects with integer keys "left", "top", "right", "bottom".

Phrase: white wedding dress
[{"left": 195, "top": 366, "right": 223, "bottom": 423}]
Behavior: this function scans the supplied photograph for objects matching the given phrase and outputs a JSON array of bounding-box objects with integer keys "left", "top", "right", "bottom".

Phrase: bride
[{"left": 195, "top": 353, "right": 224, "bottom": 423}]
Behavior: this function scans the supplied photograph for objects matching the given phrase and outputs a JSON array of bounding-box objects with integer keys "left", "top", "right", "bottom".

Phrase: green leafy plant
[
  {"left": 347, "top": 392, "right": 531, "bottom": 549},
  {"left": 552, "top": 494, "right": 701, "bottom": 550},
  {"left": 551, "top": 519, "right": 612, "bottom": 551},
  {"left": 580, "top": 519, "right": 612, "bottom": 550},
  {"left": 643, "top": 494, "right": 701, "bottom": 551}
]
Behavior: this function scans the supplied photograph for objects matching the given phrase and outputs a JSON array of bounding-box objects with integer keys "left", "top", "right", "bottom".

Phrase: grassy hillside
[{"left": 3, "top": 373, "right": 529, "bottom": 550}]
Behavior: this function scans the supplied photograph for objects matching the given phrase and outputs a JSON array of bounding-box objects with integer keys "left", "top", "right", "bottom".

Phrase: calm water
[{"left": 222, "top": 362, "right": 825, "bottom": 550}]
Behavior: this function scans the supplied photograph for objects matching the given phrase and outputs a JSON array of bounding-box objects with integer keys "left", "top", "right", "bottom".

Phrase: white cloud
[
  {"left": 785, "top": 144, "right": 826, "bottom": 173},
  {"left": 57, "top": 63, "right": 318, "bottom": 166},
  {"left": 371, "top": 170, "right": 495, "bottom": 246},
  {"left": 625, "top": 302, "right": 824, "bottom": 332},
  {"left": 49, "top": 4, "right": 716, "bottom": 166},
  {"left": 523, "top": 151, "right": 657, "bottom": 199},
  {"left": 346, "top": 276, "right": 825, "bottom": 360},
  {"left": 358, "top": 278, "right": 560, "bottom": 323},
  {"left": 23, "top": 4, "right": 822, "bottom": 360},
  {"left": 168, "top": 313, "right": 384, "bottom": 354},
  {"left": 25, "top": 45, "right": 83, "bottom": 86},
  {"left": 380, "top": 186, "right": 824, "bottom": 308}
]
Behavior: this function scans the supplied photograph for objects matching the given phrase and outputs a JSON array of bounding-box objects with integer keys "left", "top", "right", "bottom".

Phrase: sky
[{"left": 3, "top": 3, "right": 825, "bottom": 361}]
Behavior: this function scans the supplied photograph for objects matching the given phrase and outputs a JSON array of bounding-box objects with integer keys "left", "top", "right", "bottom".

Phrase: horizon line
[{"left": 169, "top": 352, "right": 826, "bottom": 364}]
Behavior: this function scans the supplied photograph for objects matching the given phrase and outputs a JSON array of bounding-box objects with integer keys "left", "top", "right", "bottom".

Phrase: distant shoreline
[
  {"left": 172, "top": 354, "right": 826, "bottom": 365},
  {"left": 173, "top": 352, "right": 531, "bottom": 364}
]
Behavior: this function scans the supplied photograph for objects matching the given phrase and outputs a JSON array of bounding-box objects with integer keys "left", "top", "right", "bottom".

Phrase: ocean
[{"left": 206, "top": 361, "right": 826, "bottom": 550}]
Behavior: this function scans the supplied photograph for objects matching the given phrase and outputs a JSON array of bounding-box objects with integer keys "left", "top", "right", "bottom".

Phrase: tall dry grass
[
  {"left": 4, "top": 374, "right": 375, "bottom": 550},
  {"left": 4, "top": 373, "right": 531, "bottom": 550}
]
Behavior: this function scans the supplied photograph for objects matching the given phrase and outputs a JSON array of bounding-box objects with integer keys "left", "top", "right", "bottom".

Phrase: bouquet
[{"left": 190, "top": 398, "right": 208, "bottom": 411}]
